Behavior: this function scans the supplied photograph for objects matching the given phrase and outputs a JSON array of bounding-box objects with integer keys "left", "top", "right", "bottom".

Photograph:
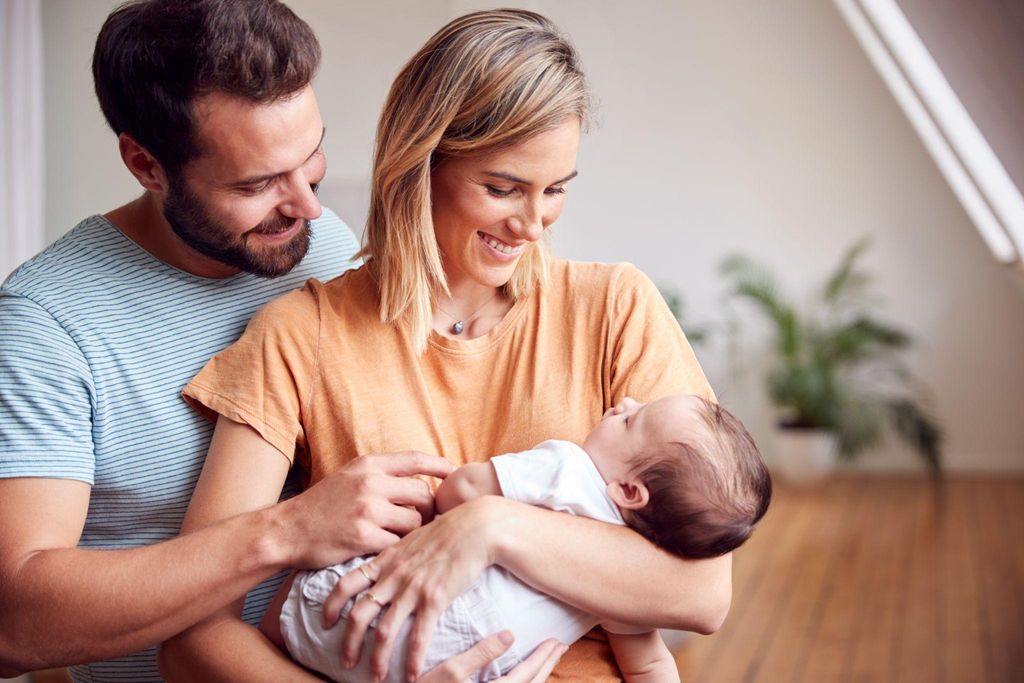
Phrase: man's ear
[
  {"left": 118, "top": 133, "right": 170, "bottom": 194},
  {"left": 607, "top": 479, "right": 650, "bottom": 511}
]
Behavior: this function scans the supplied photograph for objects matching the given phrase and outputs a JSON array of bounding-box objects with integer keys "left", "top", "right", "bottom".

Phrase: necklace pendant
[{"left": 451, "top": 320, "right": 465, "bottom": 335}]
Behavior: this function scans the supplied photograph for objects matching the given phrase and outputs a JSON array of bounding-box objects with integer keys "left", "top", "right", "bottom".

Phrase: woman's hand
[
  {"left": 420, "top": 631, "right": 567, "bottom": 683},
  {"left": 322, "top": 496, "right": 507, "bottom": 681}
]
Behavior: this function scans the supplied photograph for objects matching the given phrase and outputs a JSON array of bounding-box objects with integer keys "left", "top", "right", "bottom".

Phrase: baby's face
[{"left": 583, "top": 394, "right": 707, "bottom": 484}]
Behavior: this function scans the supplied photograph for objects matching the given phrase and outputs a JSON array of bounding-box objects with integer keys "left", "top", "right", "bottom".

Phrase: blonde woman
[{"left": 165, "top": 9, "right": 730, "bottom": 682}]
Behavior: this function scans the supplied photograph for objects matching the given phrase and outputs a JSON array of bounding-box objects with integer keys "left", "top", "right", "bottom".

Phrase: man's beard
[{"left": 163, "top": 178, "right": 312, "bottom": 278}]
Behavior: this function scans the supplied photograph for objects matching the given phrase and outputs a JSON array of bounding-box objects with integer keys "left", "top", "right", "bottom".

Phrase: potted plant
[{"left": 720, "top": 238, "right": 941, "bottom": 483}]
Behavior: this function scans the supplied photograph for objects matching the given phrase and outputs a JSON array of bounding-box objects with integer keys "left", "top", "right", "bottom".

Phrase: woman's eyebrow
[{"left": 482, "top": 169, "right": 578, "bottom": 186}]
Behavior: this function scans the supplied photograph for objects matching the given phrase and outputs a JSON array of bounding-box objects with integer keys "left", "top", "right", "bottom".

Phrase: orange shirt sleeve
[
  {"left": 605, "top": 264, "right": 714, "bottom": 406},
  {"left": 182, "top": 280, "right": 322, "bottom": 461}
]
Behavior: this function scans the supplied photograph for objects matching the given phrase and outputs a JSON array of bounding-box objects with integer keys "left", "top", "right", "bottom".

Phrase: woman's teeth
[{"left": 480, "top": 233, "right": 519, "bottom": 254}]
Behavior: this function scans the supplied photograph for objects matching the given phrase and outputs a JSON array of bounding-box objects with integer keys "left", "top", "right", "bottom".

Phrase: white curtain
[{"left": 1, "top": 0, "right": 45, "bottom": 281}]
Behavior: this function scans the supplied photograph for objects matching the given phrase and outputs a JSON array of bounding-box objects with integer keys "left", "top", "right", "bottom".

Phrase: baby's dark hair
[{"left": 625, "top": 398, "right": 771, "bottom": 559}]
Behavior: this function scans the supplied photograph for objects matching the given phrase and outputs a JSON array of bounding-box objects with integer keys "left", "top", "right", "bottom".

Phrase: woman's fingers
[
  {"left": 497, "top": 639, "right": 568, "bottom": 683},
  {"left": 405, "top": 598, "right": 445, "bottom": 681},
  {"left": 368, "top": 584, "right": 419, "bottom": 681},
  {"left": 322, "top": 556, "right": 387, "bottom": 627},
  {"left": 338, "top": 589, "right": 386, "bottom": 668}
]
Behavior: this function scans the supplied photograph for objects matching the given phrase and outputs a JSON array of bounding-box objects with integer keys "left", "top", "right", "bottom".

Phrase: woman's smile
[{"left": 477, "top": 231, "right": 524, "bottom": 260}]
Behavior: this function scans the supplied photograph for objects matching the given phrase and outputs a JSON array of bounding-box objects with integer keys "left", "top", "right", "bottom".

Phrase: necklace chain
[{"left": 435, "top": 291, "right": 500, "bottom": 335}]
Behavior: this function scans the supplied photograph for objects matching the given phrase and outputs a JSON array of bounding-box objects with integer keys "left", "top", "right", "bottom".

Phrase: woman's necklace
[{"left": 436, "top": 291, "right": 500, "bottom": 335}]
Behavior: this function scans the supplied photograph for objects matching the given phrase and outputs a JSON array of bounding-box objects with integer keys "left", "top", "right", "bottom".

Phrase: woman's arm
[
  {"left": 326, "top": 495, "right": 730, "bottom": 682},
  {"left": 158, "top": 415, "right": 449, "bottom": 680},
  {"left": 494, "top": 498, "right": 732, "bottom": 632}
]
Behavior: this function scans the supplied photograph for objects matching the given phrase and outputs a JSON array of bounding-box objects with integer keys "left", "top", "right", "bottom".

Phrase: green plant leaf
[
  {"left": 887, "top": 398, "right": 943, "bottom": 475},
  {"left": 824, "top": 236, "right": 872, "bottom": 304}
]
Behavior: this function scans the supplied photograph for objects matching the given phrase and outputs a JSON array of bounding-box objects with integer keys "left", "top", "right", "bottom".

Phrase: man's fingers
[
  {"left": 378, "top": 501, "right": 423, "bottom": 536},
  {"left": 363, "top": 451, "right": 453, "bottom": 479},
  {"left": 434, "top": 630, "right": 516, "bottom": 680},
  {"left": 384, "top": 475, "right": 438, "bottom": 525},
  {"left": 499, "top": 639, "right": 567, "bottom": 683}
]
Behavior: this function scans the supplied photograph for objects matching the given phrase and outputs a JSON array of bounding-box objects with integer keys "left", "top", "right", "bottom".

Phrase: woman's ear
[
  {"left": 606, "top": 479, "right": 650, "bottom": 511},
  {"left": 118, "top": 133, "right": 170, "bottom": 194}
]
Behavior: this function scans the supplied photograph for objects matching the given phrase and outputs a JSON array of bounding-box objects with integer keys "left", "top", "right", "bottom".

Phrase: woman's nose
[{"left": 509, "top": 200, "right": 546, "bottom": 242}]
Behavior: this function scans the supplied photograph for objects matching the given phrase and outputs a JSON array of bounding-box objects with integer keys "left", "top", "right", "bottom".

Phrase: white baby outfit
[{"left": 280, "top": 440, "right": 647, "bottom": 682}]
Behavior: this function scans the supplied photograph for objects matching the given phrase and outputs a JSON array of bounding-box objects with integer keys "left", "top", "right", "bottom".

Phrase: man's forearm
[
  {"left": 490, "top": 498, "right": 732, "bottom": 633},
  {"left": 159, "top": 612, "right": 319, "bottom": 683},
  {"left": 0, "top": 507, "right": 288, "bottom": 675}
]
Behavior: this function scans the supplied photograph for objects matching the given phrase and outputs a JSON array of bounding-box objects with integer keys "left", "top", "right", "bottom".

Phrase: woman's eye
[
  {"left": 545, "top": 186, "right": 567, "bottom": 196},
  {"left": 485, "top": 185, "right": 515, "bottom": 198}
]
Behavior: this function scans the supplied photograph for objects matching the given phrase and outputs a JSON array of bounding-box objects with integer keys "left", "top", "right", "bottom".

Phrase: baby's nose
[{"left": 615, "top": 397, "right": 640, "bottom": 413}]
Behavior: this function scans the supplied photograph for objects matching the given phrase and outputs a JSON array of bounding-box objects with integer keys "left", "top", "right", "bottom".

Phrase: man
[{"left": 0, "top": 2, "right": 558, "bottom": 681}]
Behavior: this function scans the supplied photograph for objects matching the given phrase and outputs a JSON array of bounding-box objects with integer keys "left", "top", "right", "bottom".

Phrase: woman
[{"left": 170, "top": 9, "right": 730, "bottom": 681}]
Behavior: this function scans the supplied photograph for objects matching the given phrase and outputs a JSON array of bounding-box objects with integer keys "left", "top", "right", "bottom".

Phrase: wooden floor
[{"left": 674, "top": 475, "right": 1024, "bottom": 683}]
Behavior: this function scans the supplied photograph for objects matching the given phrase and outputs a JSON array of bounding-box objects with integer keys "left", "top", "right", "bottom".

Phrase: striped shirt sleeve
[{"left": 0, "top": 292, "right": 96, "bottom": 483}]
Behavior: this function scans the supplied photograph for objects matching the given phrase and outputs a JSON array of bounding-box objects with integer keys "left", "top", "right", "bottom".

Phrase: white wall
[{"left": 40, "top": 0, "right": 1024, "bottom": 471}]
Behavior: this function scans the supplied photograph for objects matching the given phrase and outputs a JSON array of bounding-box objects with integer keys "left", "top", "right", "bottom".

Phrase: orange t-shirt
[{"left": 184, "top": 259, "right": 712, "bottom": 681}]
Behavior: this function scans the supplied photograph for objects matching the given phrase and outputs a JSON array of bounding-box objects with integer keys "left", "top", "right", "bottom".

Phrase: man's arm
[
  {"left": 0, "top": 418, "right": 447, "bottom": 678},
  {"left": 434, "top": 461, "right": 501, "bottom": 513},
  {"left": 0, "top": 477, "right": 290, "bottom": 677},
  {"left": 606, "top": 630, "right": 680, "bottom": 683}
]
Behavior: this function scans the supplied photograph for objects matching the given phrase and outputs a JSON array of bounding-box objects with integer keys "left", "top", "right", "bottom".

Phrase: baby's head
[{"left": 582, "top": 394, "right": 771, "bottom": 559}]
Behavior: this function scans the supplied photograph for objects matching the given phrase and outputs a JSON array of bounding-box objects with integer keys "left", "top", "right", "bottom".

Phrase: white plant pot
[{"left": 770, "top": 428, "right": 839, "bottom": 485}]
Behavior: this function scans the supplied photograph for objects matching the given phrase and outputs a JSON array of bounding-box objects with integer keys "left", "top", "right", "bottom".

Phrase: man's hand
[
  {"left": 272, "top": 451, "right": 453, "bottom": 570},
  {"left": 420, "top": 632, "right": 566, "bottom": 683}
]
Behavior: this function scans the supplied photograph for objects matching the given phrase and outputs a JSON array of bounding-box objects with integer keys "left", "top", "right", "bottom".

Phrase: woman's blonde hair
[{"left": 359, "top": 8, "right": 590, "bottom": 351}]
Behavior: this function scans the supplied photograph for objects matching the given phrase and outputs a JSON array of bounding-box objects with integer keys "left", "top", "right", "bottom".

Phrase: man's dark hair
[
  {"left": 92, "top": 0, "right": 320, "bottom": 175},
  {"left": 626, "top": 399, "right": 772, "bottom": 559}
]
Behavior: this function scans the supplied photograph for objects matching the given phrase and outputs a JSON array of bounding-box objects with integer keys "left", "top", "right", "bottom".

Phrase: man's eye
[
  {"left": 240, "top": 180, "right": 273, "bottom": 195},
  {"left": 486, "top": 185, "right": 515, "bottom": 198}
]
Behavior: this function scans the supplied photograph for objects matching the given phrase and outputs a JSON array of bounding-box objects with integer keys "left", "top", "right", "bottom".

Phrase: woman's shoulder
[{"left": 548, "top": 259, "right": 656, "bottom": 299}]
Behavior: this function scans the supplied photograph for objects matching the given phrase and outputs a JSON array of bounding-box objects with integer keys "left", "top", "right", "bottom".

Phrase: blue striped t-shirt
[{"left": 0, "top": 208, "right": 359, "bottom": 682}]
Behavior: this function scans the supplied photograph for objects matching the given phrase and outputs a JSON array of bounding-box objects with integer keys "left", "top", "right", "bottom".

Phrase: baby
[{"left": 264, "top": 394, "right": 771, "bottom": 681}]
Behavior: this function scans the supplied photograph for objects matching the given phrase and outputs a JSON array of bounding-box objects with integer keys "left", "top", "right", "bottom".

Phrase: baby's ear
[{"left": 607, "top": 479, "right": 650, "bottom": 511}]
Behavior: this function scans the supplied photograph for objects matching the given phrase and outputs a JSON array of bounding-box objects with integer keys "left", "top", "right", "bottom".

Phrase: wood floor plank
[
  {"left": 796, "top": 477, "right": 882, "bottom": 683},
  {"left": 891, "top": 477, "right": 943, "bottom": 683},
  {"left": 750, "top": 477, "right": 861, "bottom": 682},
  {"left": 847, "top": 478, "right": 920, "bottom": 682},
  {"left": 979, "top": 478, "right": 1024, "bottom": 682},
  {"left": 940, "top": 480, "right": 988, "bottom": 682}
]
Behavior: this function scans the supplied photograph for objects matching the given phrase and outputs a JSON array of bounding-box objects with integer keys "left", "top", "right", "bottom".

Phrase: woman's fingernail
[{"left": 498, "top": 630, "right": 514, "bottom": 646}]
